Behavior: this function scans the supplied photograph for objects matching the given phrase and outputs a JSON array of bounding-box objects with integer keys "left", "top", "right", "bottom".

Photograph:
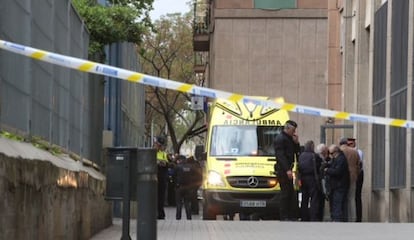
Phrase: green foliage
[
  {"left": 30, "top": 136, "right": 63, "bottom": 156},
  {"left": 139, "top": 12, "right": 206, "bottom": 153},
  {"left": 0, "top": 131, "right": 62, "bottom": 155},
  {"left": 72, "top": 0, "right": 154, "bottom": 59},
  {"left": 0, "top": 130, "right": 24, "bottom": 141}
]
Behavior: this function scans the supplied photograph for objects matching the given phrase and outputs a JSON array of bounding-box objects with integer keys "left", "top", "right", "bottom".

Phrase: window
[
  {"left": 254, "top": 0, "right": 296, "bottom": 9},
  {"left": 389, "top": 0, "right": 409, "bottom": 188},
  {"left": 389, "top": 92, "right": 407, "bottom": 188},
  {"left": 372, "top": 4, "right": 388, "bottom": 190}
]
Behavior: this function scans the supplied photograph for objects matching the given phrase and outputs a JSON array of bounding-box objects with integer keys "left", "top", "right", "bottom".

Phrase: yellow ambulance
[{"left": 202, "top": 97, "right": 295, "bottom": 220}]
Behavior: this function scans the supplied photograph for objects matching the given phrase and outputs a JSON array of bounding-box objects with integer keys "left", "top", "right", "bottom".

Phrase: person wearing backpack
[
  {"left": 174, "top": 155, "right": 196, "bottom": 220},
  {"left": 298, "top": 140, "right": 323, "bottom": 221}
]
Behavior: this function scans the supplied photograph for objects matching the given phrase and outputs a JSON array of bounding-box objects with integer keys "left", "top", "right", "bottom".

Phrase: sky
[{"left": 150, "top": 0, "right": 191, "bottom": 20}]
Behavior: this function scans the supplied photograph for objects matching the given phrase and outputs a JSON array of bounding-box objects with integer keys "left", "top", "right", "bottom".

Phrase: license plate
[{"left": 240, "top": 200, "right": 266, "bottom": 207}]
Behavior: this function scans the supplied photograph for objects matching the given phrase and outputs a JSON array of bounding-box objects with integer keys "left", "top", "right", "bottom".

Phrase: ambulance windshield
[{"left": 210, "top": 125, "right": 283, "bottom": 157}]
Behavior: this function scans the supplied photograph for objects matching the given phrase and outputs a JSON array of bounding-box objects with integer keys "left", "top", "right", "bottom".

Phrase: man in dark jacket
[
  {"left": 298, "top": 140, "right": 323, "bottom": 221},
  {"left": 174, "top": 155, "right": 195, "bottom": 220},
  {"left": 274, "top": 120, "right": 300, "bottom": 221},
  {"left": 323, "top": 144, "right": 350, "bottom": 222},
  {"left": 187, "top": 155, "right": 202, "bottom": 215}
]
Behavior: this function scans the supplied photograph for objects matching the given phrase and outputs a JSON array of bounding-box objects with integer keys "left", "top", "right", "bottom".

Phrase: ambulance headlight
[{"left": 207, "top": 171, "right": 225, "bottom": 187}]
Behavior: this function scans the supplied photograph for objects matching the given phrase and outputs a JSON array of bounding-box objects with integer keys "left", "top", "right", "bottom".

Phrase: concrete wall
[
  {"left": 209, "top": 9, "right": 328, "bottom": 143},
  {"left": 0, "top": 137, "right": 112, "bottom": 240}
]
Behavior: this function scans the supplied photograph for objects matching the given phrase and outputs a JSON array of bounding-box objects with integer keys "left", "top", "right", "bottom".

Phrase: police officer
[
  {"left": 274, "top": 120, "right": 300, "bottom": 221},
  {"left": 174, "top": 155, "right": 195, "bottom": 220},
  {"left": 154, "top": 136, "right": 168, "bottom": 219}
]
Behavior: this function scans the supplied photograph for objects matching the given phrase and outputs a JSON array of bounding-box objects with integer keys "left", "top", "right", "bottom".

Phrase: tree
[
  {"left": 139, "top": 12, "right": 205, "bottom": 154},
  {"left": 72, "top": 0, "right": 154, "bottom": 61}
]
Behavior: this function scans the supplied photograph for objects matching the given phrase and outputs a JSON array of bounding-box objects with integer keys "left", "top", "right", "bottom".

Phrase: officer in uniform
[
  {"left": 174, "top": 155, "right": 195, "bottom": 220},
  {"left": 155, "top": 136, "right": 168, "bottom": 219}
]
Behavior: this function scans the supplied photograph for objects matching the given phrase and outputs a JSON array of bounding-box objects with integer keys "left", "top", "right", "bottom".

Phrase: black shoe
[{"left": 157, "top": 216, "right": 165, "bottom": 220}]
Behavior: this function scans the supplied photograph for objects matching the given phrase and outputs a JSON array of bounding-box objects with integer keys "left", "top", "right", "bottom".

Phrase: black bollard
[
  {"left": 106, "top": 147, "right": 138, "bottom": 240},
  {"left": 120, "top": 150, "right": 132, "bottom": 240},
  {"left": 136, "top": 148, "right": 157, "bottom": 240}
]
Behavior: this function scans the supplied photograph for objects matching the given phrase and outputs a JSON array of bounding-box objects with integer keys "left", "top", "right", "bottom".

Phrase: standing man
[
  {"left": 298, "top": 140, "right": 323, "bottom": 221},
  {"left": 187, "top": 155, "right": 202, "bottom": 215},
  {"left": 339, "top": 137, "right": 360, "bottom": 222},
  {"left": 315, "top": 143, "right": 330, "bottom": 220},
  {"left": 324, "top": 145, "right": 350, "bottom": 222},
  {"left": 174, "top": 155, "right": 194, "bottom": 220},
  {"left": 348, "top": 137, "right": 364, "bottom": 222},
  {"left": 274, "top": 120, "right": 300, "bottom": 221},
  {"left": 154, "top": 136, "right": 168, "bottom": 219}
]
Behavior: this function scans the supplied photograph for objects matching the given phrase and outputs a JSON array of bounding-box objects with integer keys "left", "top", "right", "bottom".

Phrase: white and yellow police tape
[{"left": 1, "top": 39, "right": 414, "bottom": 129}]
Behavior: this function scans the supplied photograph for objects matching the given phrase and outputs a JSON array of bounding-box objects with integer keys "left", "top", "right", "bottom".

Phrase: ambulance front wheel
[{"left": 202, "top": 201, "right": 217, "bottom": 220}]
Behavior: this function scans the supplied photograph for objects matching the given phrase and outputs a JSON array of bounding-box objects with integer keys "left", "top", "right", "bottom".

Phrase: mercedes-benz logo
[{"left": 247, "top": 176, "right": 259, "bottom": 188}]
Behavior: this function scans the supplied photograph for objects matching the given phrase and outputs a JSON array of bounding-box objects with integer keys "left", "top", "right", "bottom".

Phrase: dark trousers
[
  {"left": 167, "top": 177, "right": 176, "bottom": 206},
  {"left": 190, "top": 187, "right": 199, "bottom": 214},
  {"left": 318, "top": 193, "right": 325, "bottom": 221},
  {"left": 175, "top": 186, "right": 192, "bottom": 220},
  {"left": 279, "top": 177, "right": 298, "bottom": 221},
  {"left": 300, "top": 176, "right": 323, "bottom": 221},
  {"left": 329, "top": 187, "right": 348, "bottom": 222},
  {"left": 157, "top": 171, "right": 168, "bottom": 219},
  {"left": 355, "top": 171, "right": 364, "bottom": 222}
]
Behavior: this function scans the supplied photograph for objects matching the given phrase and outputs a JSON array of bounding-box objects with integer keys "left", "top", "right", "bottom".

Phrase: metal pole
[
  {"left": 121, "top": 151, "right": 131, "bottom": 240},
  {"left": 136, "top": 148, "right": 157, "bottom": 240},
  {"left": 151, "top": 119, "right": 154, "bottom": 148}
]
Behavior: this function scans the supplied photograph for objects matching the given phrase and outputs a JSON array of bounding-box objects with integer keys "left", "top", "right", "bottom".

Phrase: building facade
[
  {"left": 195, "top": 0, "right": 329, "bottom": 147},
  {"left": 195, "top": 0, "right": 414, "bottom": 222},
  {"left": 332, "top": 0, "right": 414, "bottom": 222}
]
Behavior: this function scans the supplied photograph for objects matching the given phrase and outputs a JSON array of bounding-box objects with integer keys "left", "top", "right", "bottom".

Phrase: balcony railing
[{"left": 193, "top": 0, "right": 210, "bottom": 51}]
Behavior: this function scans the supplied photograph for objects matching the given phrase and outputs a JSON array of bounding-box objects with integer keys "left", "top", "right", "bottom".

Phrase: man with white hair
[
  {"left": 323, "top": 144, "right": 349, "bottom": 222},
  {"left": 315, "top": 143, "right": 329, "bottom": 220}
]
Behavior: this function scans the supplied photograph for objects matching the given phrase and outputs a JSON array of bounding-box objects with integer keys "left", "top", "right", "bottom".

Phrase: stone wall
[{"left": 0, "top": 139, "right": 112, "bottom": 240}]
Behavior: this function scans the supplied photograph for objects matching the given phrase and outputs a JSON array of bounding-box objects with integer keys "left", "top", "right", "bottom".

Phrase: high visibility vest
[
  {"left": 292, "top": 155, "right": 300, "bottom": 190},
  {"left": 157, "top": 150, "right": 168, "bottom": 163}
]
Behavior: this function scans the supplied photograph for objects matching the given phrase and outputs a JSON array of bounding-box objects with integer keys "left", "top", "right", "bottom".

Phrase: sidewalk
[{"left": 90, "top": 207, "right": 414, "bottom": 240}]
